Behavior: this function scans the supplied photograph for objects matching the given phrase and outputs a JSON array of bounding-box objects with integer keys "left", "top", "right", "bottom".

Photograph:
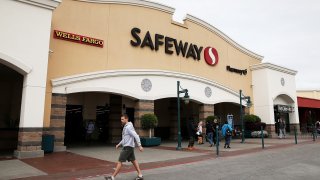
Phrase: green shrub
[
  {"left": 205, "top": 115, "right": 218, "bottom": 123},
  {"left": 141, "top": 114, "right": 158, "bottom": 130},
  {"left": 244, "top": 114, "right": 261, "bottom": 123},
  {"left": 244, "top": 114, "right": 265, "bottom": 131}
]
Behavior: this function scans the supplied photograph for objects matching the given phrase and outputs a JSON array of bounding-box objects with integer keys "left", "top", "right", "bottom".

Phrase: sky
[{"left": 150, "top": 0, "right": 320, "bottom": 90}]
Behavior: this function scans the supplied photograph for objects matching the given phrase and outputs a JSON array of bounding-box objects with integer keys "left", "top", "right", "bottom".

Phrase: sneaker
[
  {"left": 227, "top": 146, "right": 231, "bottom": 149},
  {"left": 105, "top": 176, "right": 114, "bottom": 180},
  {"left": 135, "top": 175, "right": 143, "bottom": 180}
]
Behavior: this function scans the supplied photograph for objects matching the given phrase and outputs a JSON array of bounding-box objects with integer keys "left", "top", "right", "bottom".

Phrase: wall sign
[
  {"left": 275, "top": 105, "right": 294, "bottom": 113},
  {"left": 130, "top": 27, "right": 219, "bottom": 66},
  {"left": 226, "top": 66, "right": 247, "bottom": 75},
  {"left": 53, "top": 30, "right": 104, "bottom": 48}
]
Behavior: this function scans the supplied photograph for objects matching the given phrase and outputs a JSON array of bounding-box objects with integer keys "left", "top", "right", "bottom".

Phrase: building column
[
  {"left": 199, "top": 104, "right": 214, "bottom": 133},
  {"left": 14, "top": 128, "right": 43, "bottom": 159},
  {"left": 49, "top": 93, "right": 67, "bottom": 151},
  {"left": 14, "top": 76, "right": 46, "bottom": 158},
  {"left": 199, "top": 104, "right": 214, "bottom": 122},
  {"left": 266, "top": 124, "right": 277, "bottom": 137},
  {"left": 109, "top": 95, "right": 122, "bottom": 143},
  {"left": 134, "top": 100, "right": 154, "bottom": 137}
]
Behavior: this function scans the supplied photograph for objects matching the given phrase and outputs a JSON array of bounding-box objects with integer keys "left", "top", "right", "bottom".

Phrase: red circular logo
[{"left": 204, "top": 47, "right": 219, "bottom": 66}]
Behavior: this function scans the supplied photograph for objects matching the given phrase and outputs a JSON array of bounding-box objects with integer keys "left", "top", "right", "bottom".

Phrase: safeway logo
[{"left": 204, "top": 47, "right": 219, "bottom": 66}]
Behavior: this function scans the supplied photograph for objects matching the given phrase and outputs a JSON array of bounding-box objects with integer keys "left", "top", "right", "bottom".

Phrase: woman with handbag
[
  {"left": 222, "top": 121, "right": 233, "bottom": 148},
  {"left": 197, "top": 121, "right": 204, "bottom": 144}
]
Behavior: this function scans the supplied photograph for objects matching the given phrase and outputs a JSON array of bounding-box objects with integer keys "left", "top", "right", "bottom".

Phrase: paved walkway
[{"left": 0, "top": 136, "right": 317, "bottom": 180}]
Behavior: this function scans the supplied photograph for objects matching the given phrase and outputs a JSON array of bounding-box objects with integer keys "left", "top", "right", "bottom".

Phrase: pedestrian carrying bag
[{"left": 226, "top": 129, "right": 232, "bottom": 136}]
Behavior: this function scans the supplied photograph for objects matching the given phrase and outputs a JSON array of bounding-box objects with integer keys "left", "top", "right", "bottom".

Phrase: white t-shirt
[{"left": 197, "top": 125, "right": 202, "bottom": 135}]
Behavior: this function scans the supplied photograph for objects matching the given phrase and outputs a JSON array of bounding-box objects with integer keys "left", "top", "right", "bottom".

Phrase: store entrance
[
  {"left": 126, "top": 108, "right": 135, "bottom": 125},
  {"left": 65, "top": 104, "right": 111, "bottom": 146},
  {"left": 274, "top": 112, "right": 290, "bottom": 134},
  {"left": 95, "top": 105, "right": 110, "bottom": 142},
  {"left": 65, "top": 105, "right": 84, "bottom": 145},
  {"left": 0, "top": 64, "right": 23, "bottom": 157},
  {"left": 154, "top": 98, "right": 200, "bottom": 141}
]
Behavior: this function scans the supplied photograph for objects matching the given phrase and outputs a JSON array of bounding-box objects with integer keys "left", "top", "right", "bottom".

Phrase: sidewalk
[{"left": 0, "top": 137, "right": 317, "bottom": 180}]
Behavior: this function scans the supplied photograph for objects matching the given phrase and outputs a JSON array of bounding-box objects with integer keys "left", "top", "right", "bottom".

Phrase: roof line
[{"left": 184, "top": 14, "right": 264, "bottom": 60}]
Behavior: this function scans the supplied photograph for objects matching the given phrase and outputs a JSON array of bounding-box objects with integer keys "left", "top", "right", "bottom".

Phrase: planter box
[
  {"left": 140, "top": 137, "right": 161, "bottom": 147},
  {"left": 251, "top": 130, "right": 269, "bottom": 138},
  {"left": 244, "top": 130, "right": 252, "bottom": 138}
]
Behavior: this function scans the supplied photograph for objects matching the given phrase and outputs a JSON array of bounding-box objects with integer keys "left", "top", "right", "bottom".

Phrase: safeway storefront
[
  {"left": 40, "top": 0, "right": 300, "bottom": 152},
  {"left": 1, "top": 0, "right": 300, "bottom": 158}
]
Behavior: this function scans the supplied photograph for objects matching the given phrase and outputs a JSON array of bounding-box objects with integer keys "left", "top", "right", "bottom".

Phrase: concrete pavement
[
  {"left": 0, "top": 136, "right": 317, "bottom": 180},
  {"left": 90, "top": 142, "right": 320, "bottom": 180}
]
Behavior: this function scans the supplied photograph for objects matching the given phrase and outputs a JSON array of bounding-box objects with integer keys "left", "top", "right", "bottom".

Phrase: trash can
[{"left": 42, "top": 134, "right": 54, "bottom": 153}]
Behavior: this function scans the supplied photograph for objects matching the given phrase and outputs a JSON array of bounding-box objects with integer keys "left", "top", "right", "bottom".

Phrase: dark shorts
[{"left": 118, "top": 146, "right": 135, "bottom": 162}]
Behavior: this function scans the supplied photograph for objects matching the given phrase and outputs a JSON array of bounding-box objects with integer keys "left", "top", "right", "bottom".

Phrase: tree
[{"left": 141, "top": 114, "right": 158, "bottom": 138}]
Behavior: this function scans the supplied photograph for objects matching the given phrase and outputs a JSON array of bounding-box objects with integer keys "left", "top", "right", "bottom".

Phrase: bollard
[
  {"left": 294, "top": 126, "right": 297, "bottom": 144},
  {"left": 261, "top": 126, "right": 264, "bottom": 149},
  {"left": 313, "top": 125, "right": 316, "bottom": 142},
  {"left": 216, "top": 126, "right": 219, "bottom": 156}
]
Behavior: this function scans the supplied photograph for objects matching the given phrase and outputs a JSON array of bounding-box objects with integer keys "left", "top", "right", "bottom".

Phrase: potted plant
[
  {"left": 140, "top": 113, "right": 161, "bottom": 146},
  {"left": 244, "top": 114, "right": 267, "bottom": 138}
]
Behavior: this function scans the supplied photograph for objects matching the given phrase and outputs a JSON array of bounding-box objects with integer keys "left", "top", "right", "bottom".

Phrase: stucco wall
[
  {"left": 0, "top": 0, "right": 58, "bottom": 127},
  {"left": 297, "top": 90, "right": 320, "bottom": 100},
  {"left": 251, "top": 63, "right": 298, "bottom": 125}
]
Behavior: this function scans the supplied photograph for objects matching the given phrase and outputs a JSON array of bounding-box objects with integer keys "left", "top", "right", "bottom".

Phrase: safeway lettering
[{"left": 130, "top": 27, "right": 203, "bottom": 60}]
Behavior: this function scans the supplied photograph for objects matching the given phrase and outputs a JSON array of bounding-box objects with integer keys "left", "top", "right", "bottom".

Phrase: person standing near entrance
[
  {"left": 279, "top": 118, "right": 286, "bottom": 139},
  {"left": 212, "top": 119, "right": 219, "bottom": 145},
  {"left": 197, "top": 121, "right": 204, "bottom": 144},
  {"left": 85, "top": 120, "right": 95, "bottom": 145},
  {"left": 206, "top": 120, "right": 214, "bottom": 147},
  {"left": 316, "top": 120, "right": 320, "bottom": 134},
  {"left": 187, "top": 118, "right": 196, "bottom": 150},
  {"left": 222, "top": 121, "right": 232, "bottom": 148},
  {"left": 105, "top": 114, "right": 144, "bottom": 180}
]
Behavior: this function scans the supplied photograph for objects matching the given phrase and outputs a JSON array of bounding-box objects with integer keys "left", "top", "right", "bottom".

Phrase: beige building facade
[
  {"left": 297, "top": 90, "right": 320, "bottom": 100},
  {"left": 46, "top": 0, "right": 262, "bottom": 151}
]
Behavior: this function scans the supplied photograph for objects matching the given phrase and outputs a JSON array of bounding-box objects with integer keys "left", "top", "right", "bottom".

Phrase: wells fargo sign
[{"left": 53, "top": 30, "right": 104, "bottom": 48}]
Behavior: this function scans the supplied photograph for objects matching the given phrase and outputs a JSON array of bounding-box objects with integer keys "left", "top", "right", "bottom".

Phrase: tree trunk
[{"left": 149, "top": 128, "right": 152, "bottom": 138}]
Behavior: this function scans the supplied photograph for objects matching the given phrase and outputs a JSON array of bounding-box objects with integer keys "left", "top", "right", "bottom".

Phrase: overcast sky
[{"left": 150, "top": 0, "right": 320, "bottom": 90}]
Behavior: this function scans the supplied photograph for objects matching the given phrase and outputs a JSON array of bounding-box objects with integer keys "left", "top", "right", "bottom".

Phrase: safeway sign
[{"left": 130, "top": 27, "right": 219, "bottom": 66}]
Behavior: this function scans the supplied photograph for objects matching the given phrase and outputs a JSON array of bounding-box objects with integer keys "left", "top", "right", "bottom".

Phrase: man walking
[{"left": 105, "top": 114, "right": 144, "bottom": 180}]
